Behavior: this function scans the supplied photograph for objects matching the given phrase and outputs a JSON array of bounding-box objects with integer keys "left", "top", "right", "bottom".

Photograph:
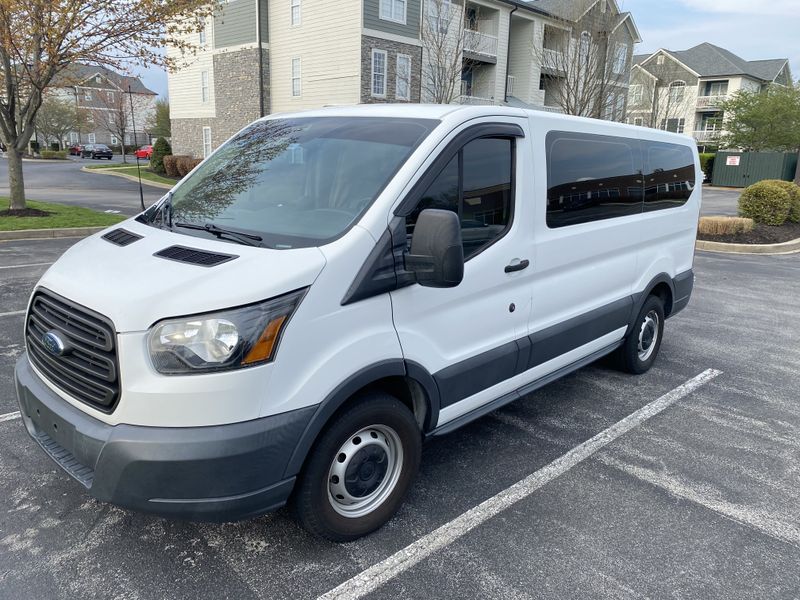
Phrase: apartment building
[
  {"left": 50, "top": 65, "right": 157, "bottom": 148},
  {"left": 628, "top": 43, "right": 792, "bottom": 149},
  {"left": 168, "top": 0, "right": 640, "bottom": 157}
]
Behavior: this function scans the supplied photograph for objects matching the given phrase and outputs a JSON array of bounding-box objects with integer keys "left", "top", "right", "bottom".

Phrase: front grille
[
  {"left": 26, "top": 289, "right": 120, "bottom": 412},
  {"left": 154, "top": 245, "right": 238, "bottom": 267}
]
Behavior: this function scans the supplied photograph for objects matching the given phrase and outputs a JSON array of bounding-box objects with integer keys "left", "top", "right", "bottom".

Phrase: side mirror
[{"left": 405, "top": 209, "right": 464, "bottom": 288}]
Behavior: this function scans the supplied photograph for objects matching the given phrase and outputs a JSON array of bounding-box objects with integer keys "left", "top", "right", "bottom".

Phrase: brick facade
[
  {"left": 170, "top": 47, "right": 270, "bottom": 158},
  {"left": 360, "top": 36, "right": 422, "bottom": 103}
]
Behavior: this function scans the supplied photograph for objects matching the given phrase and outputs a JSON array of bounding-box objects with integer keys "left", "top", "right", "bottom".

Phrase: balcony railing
[
  {"left": 697, "top": 95, "right": 727, "bottom": 109},
  {"left": 693, "top": 130, "right": 722, "bottom": 142},
  {"left": 541, "top": 47, "right": 564, "bottom": 69},
  {"left": 463, "top": 30, "right": 498, "bottom": 58},
  {"left": 539, "top": 104, "right": 564, "bottom": 114},
  {"left": 506, "top": 75, "right": 515, "bottom": 96}
]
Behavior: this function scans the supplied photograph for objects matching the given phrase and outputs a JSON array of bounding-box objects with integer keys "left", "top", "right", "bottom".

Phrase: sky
[{"left": 134, "top": 0, "right": 800, "bottom": 99}]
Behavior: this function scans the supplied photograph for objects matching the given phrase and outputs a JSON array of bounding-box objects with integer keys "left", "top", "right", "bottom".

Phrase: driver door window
[{"left": 406, "top": 137, "right": 514, "bottom": 258}]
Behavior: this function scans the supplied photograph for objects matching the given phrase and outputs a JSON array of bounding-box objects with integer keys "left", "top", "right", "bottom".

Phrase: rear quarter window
[{"left": 643, "top": 142, "right": 696, "bottom": 211}]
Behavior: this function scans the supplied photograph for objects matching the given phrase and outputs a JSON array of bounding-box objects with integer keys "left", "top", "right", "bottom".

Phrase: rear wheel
[
  {"left": 617, "top": 295, "right": 665, "bottom": 374},
  {"left": 293, "top": 392, "right": 421, "bottom": 542}
]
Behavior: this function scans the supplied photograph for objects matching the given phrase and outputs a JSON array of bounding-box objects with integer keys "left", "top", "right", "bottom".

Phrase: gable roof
[
  {"left": 641, "top": 43, "right": 789, "bottom": 82},
  {"left": 53, "top": 64, "right": 156, "bottom": 95}
]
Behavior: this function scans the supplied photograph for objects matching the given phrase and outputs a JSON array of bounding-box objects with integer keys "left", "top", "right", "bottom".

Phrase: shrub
[
  {"left": 698, "top": 216, "right": 754, "bottom": 236},
  {"left": 163, "top": 154, "right": 183, "bottom": 178},
  {"left": 150, "top": 137, "right": 172, "bottom": 174},
  {"left": 176, "top": 156, "right": 203, "bottom": 177},
  {"left": 40, "top": 150, "right": 67, "bottom": 160},
  {"left": 699, "top": 153, "right": 715, "bottom": 182},
  {"left": 738, "top": 180, "right": 791, "bottom": 225},
  {"left": 762, "top": 180, "right": 800, "bottom": 223}
]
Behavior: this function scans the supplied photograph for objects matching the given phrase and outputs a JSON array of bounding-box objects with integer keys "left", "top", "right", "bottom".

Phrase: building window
[
  {"left": 633, "top": 117, "right": 643, "bottom": 127},
  {"left": 291, "top": 0, "right": 301, "bottom": 25},
  {"left": 656, "top": 55, "right": 665, "bottom": 65},
  {"left": 202, "top": 127, "right": 212, "bottom": 158},
  {"left": 661, "top": 118, "right": 686, "bottom": 134},
  {"left": 95, "top": 75, "right": 102, "bottom": 83},
  {"left": 379, "top": 0, "right": 406, "bottom": 24},
  {"left": 614, "top": 93, "right": 625, "bottom": 121},
  {"left": 427, "top": 0, "right": 451, "bottom": 33},
  {"left": 84, "top": 89, "right": 92, "bottom": 101},
  {"left": 630, "top": 84, "right": 643, "bottom": 105},
  {"left": 106, "top": 91, "right": 114, "bottom": 102},
  {"left": 579, "top": 31, "right": 591, "bottom": 64},
  {"left": 705, "top": 80, "right": 728, "bottom": 96},
  {"left": 668, "top": 81, "right": 686, "bottom": 104},
  {"left": 396, "top": 54, "right": 411, "bottom": 101},
  {"left": 111, "top": 135, "right": 118, "bottom": 145},
  {"left": 292, "top": 58, "right": 301, "bottom": 97},
  {"left": 69, "top": 132, "right": 78, "bottom": 144},
  {"left": 201, "top": 71, "right": 209, "bottom": 103},
  {"left": 371, "top": 49, "right": 387, "bottom": 97},
  {"left": 87, "top": 133, "right": 96, "bottom": 144},
  {"left": 125, "top": 133, "right": 132, "bottom": 145},
  {"left": 612, "top": 43, "right": 628, "bottom": 75}
]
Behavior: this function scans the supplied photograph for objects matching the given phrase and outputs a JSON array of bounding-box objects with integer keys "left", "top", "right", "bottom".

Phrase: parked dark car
[
  {"left": 81, "top": 144, "right": 113, "bottom": 160},
  {"left": 68, "top": 144, "right": 84, "bottom": 156}
]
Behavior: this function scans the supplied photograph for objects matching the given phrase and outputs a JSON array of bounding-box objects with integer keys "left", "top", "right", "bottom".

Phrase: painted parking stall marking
[
  {"left": 0, "top": 411, "right": 21, "bottom": 423},
  {"left": 319, "top": 368, "right": 723, "bottom": 600}
]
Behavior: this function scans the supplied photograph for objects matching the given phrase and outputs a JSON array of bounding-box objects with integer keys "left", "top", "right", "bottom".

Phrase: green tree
[
  {"left": 0, "top": 0, "right": 218, "bottom": 212},
  {"left": 150, "top": 137, "right": 172, "bottom": 175},
  {"left": 34, "top": 96, "right": 78, "bottom": 150},
  {"left": 719, "top": 84, "right": 800, "bottom": 152},
  {"left": 151, "top": 99, "right": 171, "bottom": 138}
]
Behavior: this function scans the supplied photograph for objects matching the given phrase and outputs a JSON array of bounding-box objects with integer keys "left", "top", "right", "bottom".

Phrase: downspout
[
  {"left": 503, "top": 6, "right": 517, "bottom": 103},
  {"left": 255, "top": 0, "right": 265, "bottom": 117}
]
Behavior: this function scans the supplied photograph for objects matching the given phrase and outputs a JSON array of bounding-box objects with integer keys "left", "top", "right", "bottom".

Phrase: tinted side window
[
  {"left": 546, "top": 131, "right": 642, "bottom": 228},
  {"left": 408, "top": 137, "right": 513, "bottom": 258},
  {"left": 643, "top": 142, "right": 695, "bottom": 211}
]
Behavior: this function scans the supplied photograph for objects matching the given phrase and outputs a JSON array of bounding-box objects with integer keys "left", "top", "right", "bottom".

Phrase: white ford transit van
[{"left": 15, "top": 105, "right": 699, "bottom": 541}]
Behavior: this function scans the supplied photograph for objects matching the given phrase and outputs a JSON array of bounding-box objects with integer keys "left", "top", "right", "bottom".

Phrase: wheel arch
[
  {"left": 628, "top": 273, "right": 675, "bottom": 335},
  {"left": 282, "top": 360, "right": 440, "bottom": 478}
]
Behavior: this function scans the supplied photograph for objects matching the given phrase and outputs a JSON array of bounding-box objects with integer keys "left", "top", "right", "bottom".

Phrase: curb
[
  {"left": 81, "top": 166, "right": 175, "bottom": 190},
  {"left": 0, "top": 226, "right": 108, "bottom": 242},
  {"left": 696, "top": 237, "right": 800, "bottom": 255}
]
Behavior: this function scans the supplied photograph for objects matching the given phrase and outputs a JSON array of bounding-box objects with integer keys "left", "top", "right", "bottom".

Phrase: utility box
[{"left": 712, "top": 151, "right": 798, "bottom": 188}]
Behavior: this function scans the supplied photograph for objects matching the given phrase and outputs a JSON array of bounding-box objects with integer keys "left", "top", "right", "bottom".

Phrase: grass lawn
[
  {"left": 0, "top": 198, "right": 125, "bottom": 231},
  {"left": 85, "top": 163, "right": 177, "bottom": 186}
]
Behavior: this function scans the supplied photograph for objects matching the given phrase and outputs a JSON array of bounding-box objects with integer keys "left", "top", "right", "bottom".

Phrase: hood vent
[
  {"left": 154, "top": 245, "right": 238, "bottom": 267},
  {"left": 102, "top": 228, "right": 143, "bottom": 247}
]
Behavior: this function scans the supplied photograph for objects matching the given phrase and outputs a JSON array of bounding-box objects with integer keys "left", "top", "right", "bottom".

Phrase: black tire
[
  {"left": 617, "top": 295, "right": 665, "bottom": 374},
  {"left": 293, "top": 392, "right": 422, "bottom": 542}
]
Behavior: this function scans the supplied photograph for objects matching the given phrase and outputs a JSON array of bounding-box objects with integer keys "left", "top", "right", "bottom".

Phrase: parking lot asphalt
[
  {"left": 701, "top": 186, "right": 740, "bottom": 216},
  {"left": 0, "top": 237, "right": 799, "bottom": 600},
  {"left": 0, "top": 155, "right": 163, "bottom": 216}
]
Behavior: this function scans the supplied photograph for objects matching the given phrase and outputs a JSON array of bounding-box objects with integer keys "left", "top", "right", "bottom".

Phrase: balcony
[
  {"left": 541, "top": 48, "right": 564, "bottom": 69},
  {"left": 693, "top": 130, "right": 722, "bottom": 143},
  {"left": 697, "top": 95, "right": 727, "bottom": 110},
  {"left": 463, "top": 30, "right": 498, "bottom": 60}
]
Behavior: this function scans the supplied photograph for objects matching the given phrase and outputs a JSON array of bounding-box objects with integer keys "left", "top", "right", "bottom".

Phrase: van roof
[{"left": 261, "top": 104, "right": 696, "bottom": 146}]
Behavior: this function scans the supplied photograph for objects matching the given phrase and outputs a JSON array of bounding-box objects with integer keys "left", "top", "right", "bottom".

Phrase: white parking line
[
  {"left": 0, "top": 261, "right": 53, "bottom": 270},
  {"left": 0, "top": 310, "right": 25, "bottom": 318},
  {"left": 318, "top": 368, "right": 723, "bottom": 600},
  {"left": 0, "top": 411, "right": 21, "bottom": 423}
]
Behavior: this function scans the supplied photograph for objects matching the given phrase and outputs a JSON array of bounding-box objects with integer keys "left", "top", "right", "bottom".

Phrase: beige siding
[
  {"left": 268, "top": 0, "right": 361, "bottom": 111},
  {"left": 507, "top": 16, "right": 545, "bottom": 106},
  {"left": 167, "top": 17, "right": 217, "bottom": 119}
]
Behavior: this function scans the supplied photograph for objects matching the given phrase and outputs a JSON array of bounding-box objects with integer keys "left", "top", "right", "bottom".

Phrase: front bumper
[{"left": 15, "top": 353, "right": 315, "bottom": 521}]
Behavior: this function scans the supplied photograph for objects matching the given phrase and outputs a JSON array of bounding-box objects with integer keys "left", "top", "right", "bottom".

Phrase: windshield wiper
[{"left": 174, "top": 222, "right": 264, "bottom": 247}]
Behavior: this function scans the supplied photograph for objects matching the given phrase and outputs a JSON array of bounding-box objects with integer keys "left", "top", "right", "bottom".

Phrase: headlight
[{"left": 148, "top": 289, "right": 306, "bottom": 374}]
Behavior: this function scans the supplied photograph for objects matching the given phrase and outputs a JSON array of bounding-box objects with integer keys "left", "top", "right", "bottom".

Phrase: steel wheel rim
[
  {"left": 327, "top": 424, "right": 403, "bottom": 518},
  {"left": 637, "top": 310, "right": 659, "bottom": 362}
]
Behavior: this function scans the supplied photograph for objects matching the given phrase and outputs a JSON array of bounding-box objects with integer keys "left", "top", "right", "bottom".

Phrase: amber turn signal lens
[{"left": 242, "top": 315, "right": 288, "bottom": 364}]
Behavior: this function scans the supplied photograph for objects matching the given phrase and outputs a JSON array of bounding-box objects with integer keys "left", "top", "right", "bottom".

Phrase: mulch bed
[
  {"left": 698, "top": 221, "right": 800, "bottom": 244},
  {"left": 0, "top": 208, "right": 53, "bottom": 218}
]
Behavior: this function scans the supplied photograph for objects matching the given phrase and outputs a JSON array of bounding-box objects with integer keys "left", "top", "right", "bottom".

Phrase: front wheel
[
  {"left": 617, "top": 295, "right": 665, "bottom": 374},
  {"left": 293, "top": 392, "right": 421, "bottom": 542}
]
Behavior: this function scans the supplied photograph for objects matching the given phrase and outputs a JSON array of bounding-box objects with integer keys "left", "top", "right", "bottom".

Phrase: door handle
[{"left": 504, "top": 259, "right": 530, "bottom": 273}]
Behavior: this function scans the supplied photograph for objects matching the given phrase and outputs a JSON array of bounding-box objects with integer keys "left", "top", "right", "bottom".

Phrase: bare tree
[
  {"left": 92, "top": 87, "right": 151, "bottom": 163},
  {"left": 421, "top": 0, "right": 466, "bottom": 104},
  {"left": 533, "top": 0, "right": 631, "bottom": 119},
  {"left": 0, "top": 0, "right": 216, "bottom": 212},
  {"left": 626, "top": 63, "right": 697, "bottom": 133},
  {"left": 34, "top": 96, "right": 78, "bottom": 150}
]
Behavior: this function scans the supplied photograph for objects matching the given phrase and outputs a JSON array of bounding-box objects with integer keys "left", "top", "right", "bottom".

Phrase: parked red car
[
  {"left": 134, "top": 145, "right": 153, "bottom": 160},
  {"left": 68, "top": 144, "right": 84, "bottom": 156}
]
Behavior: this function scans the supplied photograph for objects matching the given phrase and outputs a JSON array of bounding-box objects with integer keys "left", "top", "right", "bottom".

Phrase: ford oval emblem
[{"left": 42, "top": 331, "right": 67, "bottom": 356}]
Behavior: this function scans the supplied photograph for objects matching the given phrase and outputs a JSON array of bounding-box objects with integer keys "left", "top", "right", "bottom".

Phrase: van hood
[{"left": 35, "top": 220, "right": 327, "bottom": 332}]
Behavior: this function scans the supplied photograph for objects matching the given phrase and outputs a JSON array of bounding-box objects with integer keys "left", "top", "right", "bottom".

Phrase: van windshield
[{"left": 163, "top": 117, "right": 438, "bottom": 249}]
